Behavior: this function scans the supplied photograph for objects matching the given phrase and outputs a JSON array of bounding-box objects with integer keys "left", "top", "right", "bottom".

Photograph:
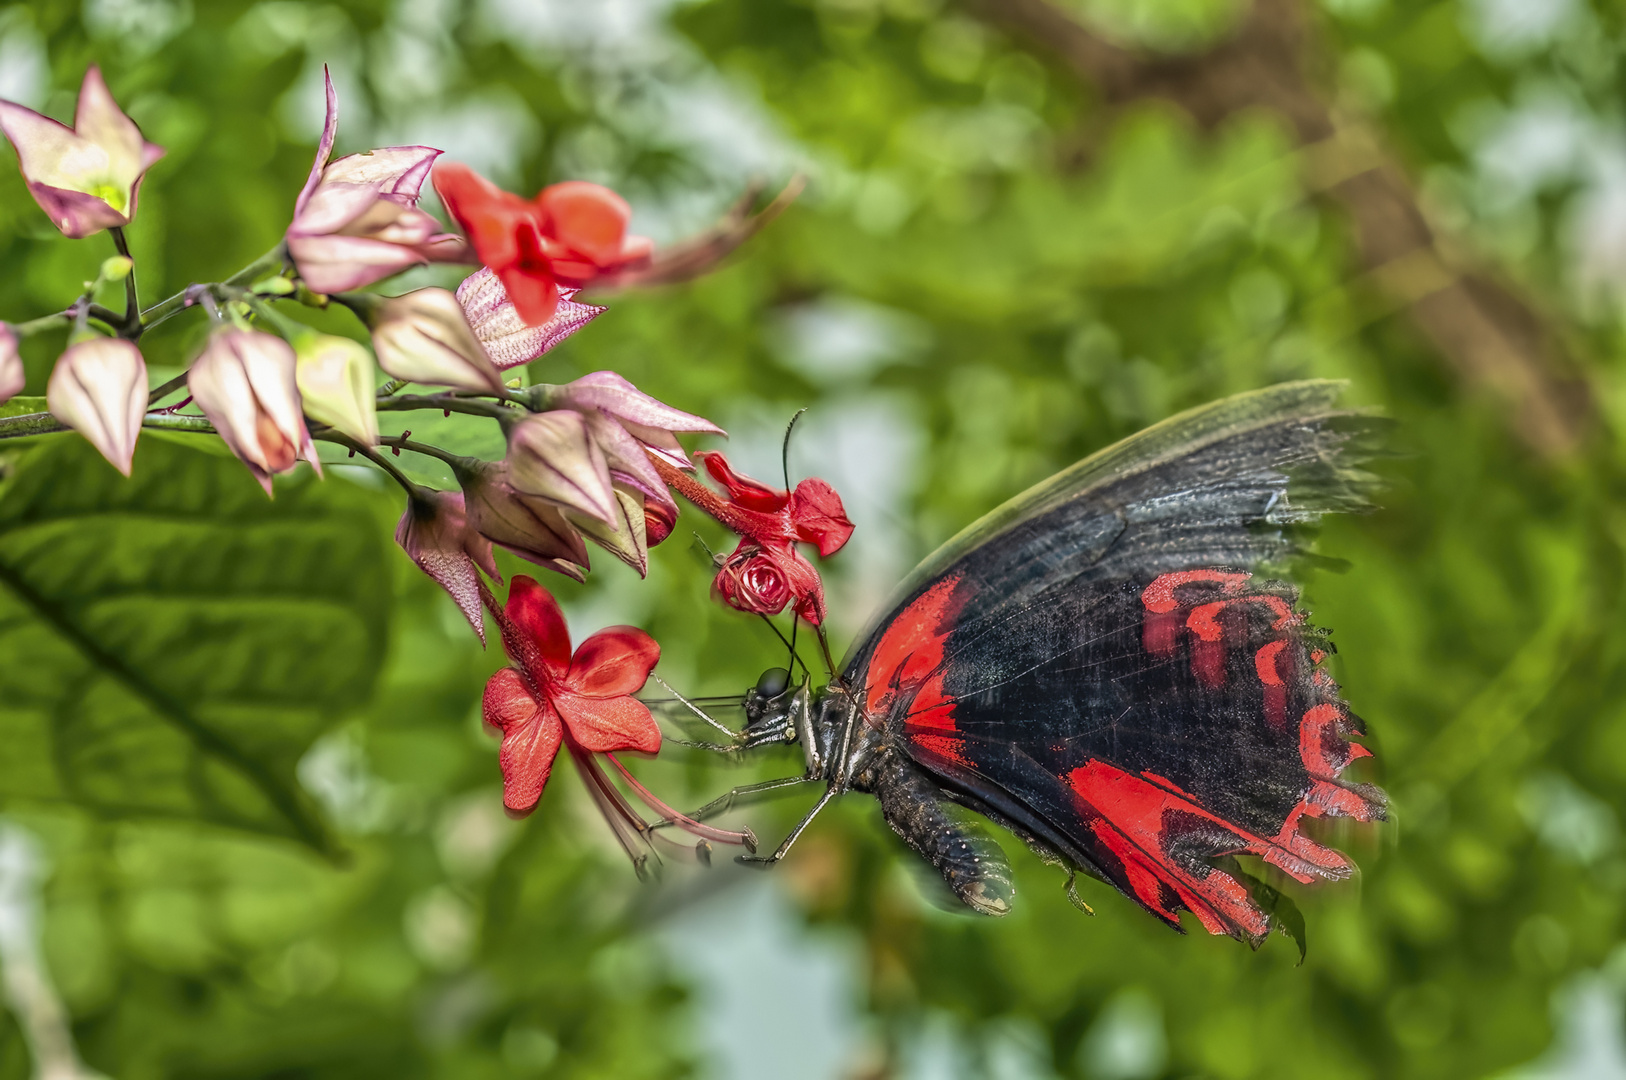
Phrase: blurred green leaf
[{"left": 0, "top": 435, "right": 391, "bottom": 852}]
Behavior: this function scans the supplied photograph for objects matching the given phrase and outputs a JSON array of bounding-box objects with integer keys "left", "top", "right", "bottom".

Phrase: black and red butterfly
[{"left": 680, "top": 380, "right": 1386, "bottom": 944}]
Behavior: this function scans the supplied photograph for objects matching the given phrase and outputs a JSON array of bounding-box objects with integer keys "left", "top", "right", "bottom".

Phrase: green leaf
[{"left": 0, "top": 435, "right": 393, "bottom": 853}]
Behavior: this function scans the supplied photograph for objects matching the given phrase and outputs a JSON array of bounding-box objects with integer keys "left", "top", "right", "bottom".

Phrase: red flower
[
  {"left": 648, "top": 450, "right": 854, "bottom": 626},
  {"left": 693, "top": 451, "right": 854, "bottom": 555},
  {"left": 432, "top": 164, "right": 651, "bottom": 326},
  {"left": 481, "top": 576, "right": 661, "bottom": 816},
  {"left": 714, "top": 541, "right": 828, "bottom": 623}
]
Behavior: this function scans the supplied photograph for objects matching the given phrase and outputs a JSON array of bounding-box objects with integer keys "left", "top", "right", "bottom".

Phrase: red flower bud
[{"left": 713, "top": 541, "right": 827, "bottom": 625}]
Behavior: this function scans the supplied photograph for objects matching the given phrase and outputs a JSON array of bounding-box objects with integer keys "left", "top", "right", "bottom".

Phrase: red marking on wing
[
  {"left": 866, "top": 575, "right": 970, "bottom": 753},
  {"left": 1067, "top": 761, "right": 1268, "bottom": 939},
  {"left": 1142, "top": 610, "right": 1183, "bottom": 657},
  {"left": 1065, "top": 681, "right": 1381, "bottom": 937},
  {"left": 911, "top": 733, "right": 974, "bottom": 769},
  {"left": 1143, "top": 573, "right": 1303, "bottom": 690},
  {"left": 1257, "top": 702, "right": 1383, "bottom": 882},
  {"left": 1192, "top": 639, "right": 1227, "bottom": 688},
  {"left": 1141, "top": 570, "right": 1252, "bottom": 613},
  {"left": 1186, "top": 595, "right": 1295, "bottom": 641},
  {"left": 1255, "top": 640, "right": 1289, "bottom": 731}
]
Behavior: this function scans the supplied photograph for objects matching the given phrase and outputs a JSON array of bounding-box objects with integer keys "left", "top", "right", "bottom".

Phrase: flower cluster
[{"left": 0, "top": 64, "right": 822, "bottom": 865}]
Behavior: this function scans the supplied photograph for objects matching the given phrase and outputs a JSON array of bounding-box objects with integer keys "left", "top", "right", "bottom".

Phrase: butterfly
[{"left": 676, "top": 379, "right": 1387, "bottom": 945}]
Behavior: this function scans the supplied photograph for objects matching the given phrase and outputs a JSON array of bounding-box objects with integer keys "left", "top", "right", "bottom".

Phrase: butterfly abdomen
[{"left": 859, "top": 749, "right": 1016, "bottom": 917}]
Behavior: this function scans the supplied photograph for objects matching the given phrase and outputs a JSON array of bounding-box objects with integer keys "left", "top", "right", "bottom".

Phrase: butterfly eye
[{"left": 755, "top": 666, "right": 791, "bottom": 699}]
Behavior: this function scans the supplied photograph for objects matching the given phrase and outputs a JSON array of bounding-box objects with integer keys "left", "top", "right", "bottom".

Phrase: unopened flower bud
[
  {"left": 458, "top": 460, "right": 590, "bottom": 580},
  {"left": 188, "top": 329, "right": 318, "bottom": 495},
  {"left": 396, "top": 489, "right": 501, "bottom": 642},
  {"left": 292, "top": 332, "right": 378, "bottom": 445},
  {"left": 360, "top": 288, "right": 504, "bottom": 393},
  {"left": 0, "top": 324, "right": 22, "bottom": 404},
  {"left": 46, "top": 337, "right": 147, "bottom": 475},
  {"left": 100, "top": 255, "right": 133, "bottom": 282},
  {"left": 504, "top": 410, "right": 618, "bottom": 526},
  {"left": 564, "top": 482, "right": 649, "bottom": 577}
]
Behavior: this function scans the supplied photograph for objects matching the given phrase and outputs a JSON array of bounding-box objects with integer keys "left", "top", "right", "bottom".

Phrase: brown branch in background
[{"left": 966, "top": 0, "right": 1593, "bottom": 457}]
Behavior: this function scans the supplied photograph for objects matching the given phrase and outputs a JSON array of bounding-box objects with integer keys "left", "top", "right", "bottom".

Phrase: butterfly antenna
[
  {"left": 756, "top": 613, "right": 812, "bottom": 679},
  {"left": 649, "top": 673, "right": 739, "bottom": 740},
  {"left": 782, "top": 407, "right": 807, "bottom": 492}
]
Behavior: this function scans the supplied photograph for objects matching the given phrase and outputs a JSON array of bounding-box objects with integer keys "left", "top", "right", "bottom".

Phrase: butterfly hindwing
[{"left": 843, "top": 381, "right": 1385, "bottom": 941}]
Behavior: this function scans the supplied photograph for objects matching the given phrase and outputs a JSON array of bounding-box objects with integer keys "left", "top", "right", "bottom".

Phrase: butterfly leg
[
  {"left": 653, "top": 775, "right": 815, "bottom": 832},
  {"left": 867, "top": 751, "right": 1015, "bottom": 916},
  {"left": 737, "top": 782, "right": 838, "bottom": 866}
]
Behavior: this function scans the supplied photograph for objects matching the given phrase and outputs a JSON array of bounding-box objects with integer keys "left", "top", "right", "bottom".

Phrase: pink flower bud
[
  {"left": 188, "top": 329, "right": 319, "bottom": 495},
  {"left": 285, "top": 71, "right": 465, "bottom": 294},
  {"left": 459, "top": 460, "right": 591, "bottom": 580},
  {"left": 0, "top": 324, "right": 22, "bottom": 404},
  {"left": 46, "top": 337, "right": 147, "bottom": 476},
  {"left": 455, "top": 268, "right": 604, "bottom": 369},
  {"left": 564, "top": 482, "right": 649, "bottom": 577},
  {"left": 396, "top": 489, "right": 502, "bottom": 643},
  {"left": 537, "top": 371, "right": 723, "bottom": 532},
  {"left": 504, "top": 410, "right": 618, "bottom": 526},
  {"left": 366, "top": 288, "right": 504, "bottom": 393},
  {"left": 292, "top": 332, "right": 378, "bottom": 445},
  {"left": 0, "top": 67, "right": 165, "bottom": 239}
]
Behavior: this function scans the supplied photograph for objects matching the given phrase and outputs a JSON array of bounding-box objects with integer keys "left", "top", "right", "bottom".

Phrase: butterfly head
[{"left": 740, "top": 666, "right": 814, "bottom": 751}]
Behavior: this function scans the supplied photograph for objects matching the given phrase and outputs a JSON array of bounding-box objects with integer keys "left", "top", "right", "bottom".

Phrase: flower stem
[
  {"left": 0, "top": 409, "right": 218, "bottom": 441},
  {"left": 12, "top": 313, "right": 69, "bottom": 338},
  {"left": 0, "top": 412, "right": 64, "bottom": 439},
  {"left": 108, "top": 227, "right": 141, "bottom": 338},
  {"left": 223, "top": 242, "right": 290, "bottom": 288},
  {"left": 375, "top": 393, "right": 514, "bottom": 420},
  {"left": 133, "top": 242, "right": 289, "bottom": 339},
  {"left": 647, "top": 450, "right": 758, "bottom": 534},
  {"left": 377, "top": 435, "right": 480, "bottom": 472},
  {"left": 147, "top": 372, "right": 191, "bottom": 406},
  {"left": 141, "top": 413, "right": 215, "bottom": 434},
  {"left": 314, "top": 431, "right": 421, "bottom": 497}
]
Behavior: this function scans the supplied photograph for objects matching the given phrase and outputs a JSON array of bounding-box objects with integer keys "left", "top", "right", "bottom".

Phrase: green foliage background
[{"left": 1, "top": 0, "right": 1624, "bottom": 1077}]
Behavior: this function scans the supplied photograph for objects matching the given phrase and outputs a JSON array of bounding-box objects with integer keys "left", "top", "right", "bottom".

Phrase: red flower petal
[
  {"left": 565, "top": 626, "right": 660, "bottom": 698},
  {"left": 435, "top": 163, "right": 561, "bottom": 325},
  {"left": 538, "top": 180, "right": 633, "bottom": 267},
  {"left": 713, "top": 541, "right": 793, "bottom": 615},
  {"left": 497, "top": 696, "right": 565, "bottom": 816},
  {"left": 699, "top": 451, "right": 789, "bottom": 513},
  {"left": 558, "top": 694, "right": 661, "bottom": 754},
  {"left": 433, "top": 163, "right": 531, "bottom": 271},
  {"left": 503, "top": 575, "right": 572, "bottom": 677},
  {"left": 790, "top": 477, "right": 854, "bottom": 557},
  {"left": 496, "top": 264, "right": 560, "bottom": 325},
  {"left": 777, "top": 544, "right": 827, "bottom": 625},
  {"left": 644, "top": 494, "right": 676, "bottom": 546},
  {"left": 482, "top": 666, "right": 539, "bottom": 733}
]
